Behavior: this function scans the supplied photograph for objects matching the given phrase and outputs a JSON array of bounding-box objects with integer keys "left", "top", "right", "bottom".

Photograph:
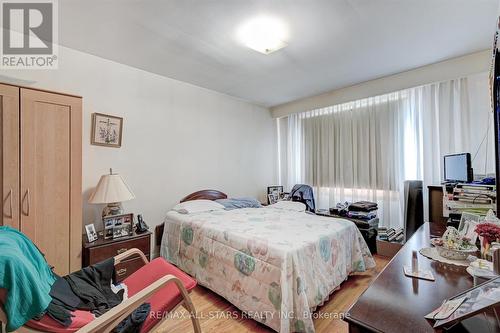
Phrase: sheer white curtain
[
  {"left": 416, "top": 76, "right": 495, "bottom": 219},
  {"left": 278, "top": 75, "right": 493, "bottom": 228},
  {"left": 279, "top": 92, "right": 417, "bottom": 228}
]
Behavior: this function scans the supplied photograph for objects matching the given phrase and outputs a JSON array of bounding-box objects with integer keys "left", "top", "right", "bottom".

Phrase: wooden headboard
[
  {"left": 155, "top": 189, "right": 228, "bottom": 246},
  {"left": 180, "top": 189, "right": 227, "bottom": 202}
]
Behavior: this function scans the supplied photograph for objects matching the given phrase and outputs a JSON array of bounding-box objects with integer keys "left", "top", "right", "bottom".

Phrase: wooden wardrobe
[{"left": 0, "top": 83, "right": 82, "bottom": 275}]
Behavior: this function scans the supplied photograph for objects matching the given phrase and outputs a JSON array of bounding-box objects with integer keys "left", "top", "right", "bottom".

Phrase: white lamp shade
[{"left": 88, "top": 173, "right": 135, "bottom": 204}]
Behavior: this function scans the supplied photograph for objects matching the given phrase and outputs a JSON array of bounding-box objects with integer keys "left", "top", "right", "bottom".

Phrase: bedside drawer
[
  {"left": 115, "top": 256, "right": 149, "bottom": 282},
  {"left": 87, "top": 236, "right": 150, "bottom": 265}
]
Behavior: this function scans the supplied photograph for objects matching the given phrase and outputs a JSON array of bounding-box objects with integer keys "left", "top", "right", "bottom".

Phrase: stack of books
[
  {"left": 445, "top": 184, "right": 496, "bottom": 215},
  {"left": 378, "top": 227, "right": 404, "bottom": 242},
  {"left": 453, "top": 184, "right": 495, "bottom": 204},
  {"left": 378, "top": 226, "right": 388, "bottom": 239},
  {"left": 347, "top": 201, "right": 378, "bottom": 220}
]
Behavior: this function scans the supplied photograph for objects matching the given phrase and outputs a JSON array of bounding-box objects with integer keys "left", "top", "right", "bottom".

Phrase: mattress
[{"left": 160, "top": 207, "right": 375, "bottom": 333}]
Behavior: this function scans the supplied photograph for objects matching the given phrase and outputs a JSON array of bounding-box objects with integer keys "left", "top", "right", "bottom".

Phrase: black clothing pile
[
  {"left": 42, "top": 258, "right": 150, "bottom": 333},
  {"left": 348, "top": 201, "right": 378, "bottom": 212},
  {"left": 114, "top": 303, "right": 151, "bottom": 333},
  {"left": 290, "top": 184, "right": 316, "bottom": 212},
  {"left": 49, "top": 258, "right": 123, "bottom": 322},
  {"left": 347, "top": 201, "right": 378, "bottom": 220}
]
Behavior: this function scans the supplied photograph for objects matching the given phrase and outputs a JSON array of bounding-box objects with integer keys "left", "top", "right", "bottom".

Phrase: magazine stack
[{"left": 445, "top": 183, "right": 496, "bottom": 216}]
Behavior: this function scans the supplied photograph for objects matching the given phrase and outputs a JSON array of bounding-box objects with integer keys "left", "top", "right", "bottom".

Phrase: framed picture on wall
[{"left": 91, "top": 113, "right": 123, "bottom": 148}]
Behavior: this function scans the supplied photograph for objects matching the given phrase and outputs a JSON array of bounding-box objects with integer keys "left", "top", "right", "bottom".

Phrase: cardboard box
[{"left": 376, "top": 238, "right": 403, "bottom": 258}]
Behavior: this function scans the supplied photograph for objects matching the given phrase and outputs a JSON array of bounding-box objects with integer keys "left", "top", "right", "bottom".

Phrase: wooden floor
[{"left": 154, "top": 255, "right": 390, "bottom": 333}]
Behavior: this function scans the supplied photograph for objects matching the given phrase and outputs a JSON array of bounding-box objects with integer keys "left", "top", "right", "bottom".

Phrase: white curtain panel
[
  {"left": 278, "top": 74, "right": 493, "bottom": 228},
  {"left": 416, "top": 76, "right": 495, "bottom": 220},
  {"left": 279, "top": 93, "right": 412, "bottom": 228}
]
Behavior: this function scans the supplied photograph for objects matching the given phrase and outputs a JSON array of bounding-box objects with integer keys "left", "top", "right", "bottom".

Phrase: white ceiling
[{"left": 59, "top": 0, "right": 498, "bottom": 107}]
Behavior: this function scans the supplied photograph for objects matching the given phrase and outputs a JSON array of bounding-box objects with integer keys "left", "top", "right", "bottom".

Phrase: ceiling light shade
[{"left": 238, "top": 15, "right": 288, "bottom": 54}]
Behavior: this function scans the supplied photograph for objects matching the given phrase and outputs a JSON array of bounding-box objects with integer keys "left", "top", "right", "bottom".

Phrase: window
[{"left": 278, "top": 75, "right": 493, "bottom": 227}]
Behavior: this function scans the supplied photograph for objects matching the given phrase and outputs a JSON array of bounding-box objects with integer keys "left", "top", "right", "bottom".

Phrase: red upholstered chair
[{"left": 0, "top": 249, "right": 201, "bottom": 333}]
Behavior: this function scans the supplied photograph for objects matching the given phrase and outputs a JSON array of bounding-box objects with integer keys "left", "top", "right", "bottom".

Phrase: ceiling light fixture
[{"left": 237, "top": 15, "right": 288, "bottom": 55}]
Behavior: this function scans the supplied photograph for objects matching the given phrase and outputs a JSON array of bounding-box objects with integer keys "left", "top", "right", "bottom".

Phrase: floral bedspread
[{"left": 160, "top": 207, "right": 375, "bottom": 333}]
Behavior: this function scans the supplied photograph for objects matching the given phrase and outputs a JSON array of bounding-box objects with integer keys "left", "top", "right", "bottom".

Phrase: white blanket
[{"left": 160, "top": 207, "right": 375, "bottom": 332}]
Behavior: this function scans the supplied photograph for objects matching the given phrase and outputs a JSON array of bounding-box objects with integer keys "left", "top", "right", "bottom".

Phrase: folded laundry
[
  {"left": 347, "top": 210, "right": 378, "bottom": 220},
  {"left": 348, "top": 201, "right": 378, "bottom": 212}
]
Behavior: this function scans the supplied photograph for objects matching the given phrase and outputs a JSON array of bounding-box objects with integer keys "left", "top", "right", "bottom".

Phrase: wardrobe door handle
[
  {"left": 23, "top": 189, "right": 31, "bottom": 216},
  {"left": 27, "top": 188, "right": 31, "bottom": 216},
  {"left": 8, "top": 188, "right": 13, "bottom": 218},
  {"left": 4, "top": 188, "right": 13, "bottom": 218}
]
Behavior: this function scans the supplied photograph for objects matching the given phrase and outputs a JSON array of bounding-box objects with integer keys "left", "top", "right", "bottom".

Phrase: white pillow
[
  {"left": 269, "top": 201, "right": 306, "bottom": 212},
  {"left": 172, "top": 200, "right": 225, "bottom": 214}
]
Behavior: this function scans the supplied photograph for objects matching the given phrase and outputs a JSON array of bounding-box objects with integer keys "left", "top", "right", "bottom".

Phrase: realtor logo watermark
[{"left": 0, "top": 0, "right": 58, "bottom": 69}]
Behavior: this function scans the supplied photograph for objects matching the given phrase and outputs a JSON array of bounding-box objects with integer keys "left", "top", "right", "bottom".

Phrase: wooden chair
[{"left": 0, "top": 248, "right": 202, "bottom": 333}]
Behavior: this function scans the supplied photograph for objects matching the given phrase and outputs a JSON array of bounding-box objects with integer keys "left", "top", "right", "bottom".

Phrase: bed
[{"left": 159, "top": 190, "right": 375, "bottom": 333}]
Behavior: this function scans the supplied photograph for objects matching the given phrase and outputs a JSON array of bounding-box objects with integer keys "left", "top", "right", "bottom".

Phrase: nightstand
[{"left": 82, "top": 230, "right": 152, "bottom": 282}]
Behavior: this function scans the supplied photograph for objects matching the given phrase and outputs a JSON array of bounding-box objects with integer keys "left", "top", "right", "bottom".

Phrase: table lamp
[{"left": 88, "top": 168, "right": 135, "bottom": 217}]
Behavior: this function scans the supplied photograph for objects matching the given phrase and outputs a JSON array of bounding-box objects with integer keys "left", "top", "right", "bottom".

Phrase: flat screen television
[{"left": 443, "top": 153, "right": 473, "bottom": 183}]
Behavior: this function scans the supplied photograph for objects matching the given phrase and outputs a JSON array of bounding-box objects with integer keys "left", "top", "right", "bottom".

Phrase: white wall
[
  {"left": 2, "top": 46, "right": 277, "bottom": 254},
  {"left": 272, "top": 50, "right": 491, "bottom": 118}
]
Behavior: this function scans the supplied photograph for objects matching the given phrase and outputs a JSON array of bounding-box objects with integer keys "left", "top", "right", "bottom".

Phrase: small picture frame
[
  {"left": 267, "top": 186, "right": 284, "bottom": 204},
  {"left": 458, "top": 212, "right": 482, "bottom": 243},
  {"left": 268, "top": 193, "right": 278, "bottom": 205},
  {"left": 102, "top": 213, "right": 134, "bottom": 239},
  {"left": 91, "top": 113, "right": 123, "bottom": 148},
  {"left": 463, "top": 220, "right": 480, "bottom": 244},
  {"left": 103, "top": 218, "right": 115, "bottom": 240},
  {"left": 85, "top": 223, "right": 98, "bottom": 243},
  {"left": 113, "top": 223, "right": 132, "bottom": 239}
]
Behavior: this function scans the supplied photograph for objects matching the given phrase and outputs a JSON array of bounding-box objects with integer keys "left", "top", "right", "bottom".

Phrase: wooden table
[{"left": 345, "top": 222, "right": 499, "bottom": 333}]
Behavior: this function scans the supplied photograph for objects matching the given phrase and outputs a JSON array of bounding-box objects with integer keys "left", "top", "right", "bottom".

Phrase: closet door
[
  {"left": 20, "top": 88, "right": 82, "bottom": 275},
  {"left": 0, "top": 84, "right": 20, "bottom": 230}
]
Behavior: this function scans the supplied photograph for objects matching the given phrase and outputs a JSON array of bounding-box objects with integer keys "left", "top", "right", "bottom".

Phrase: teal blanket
[{"left": 0, "top": 226, "right": 56, "bottom": 331}]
